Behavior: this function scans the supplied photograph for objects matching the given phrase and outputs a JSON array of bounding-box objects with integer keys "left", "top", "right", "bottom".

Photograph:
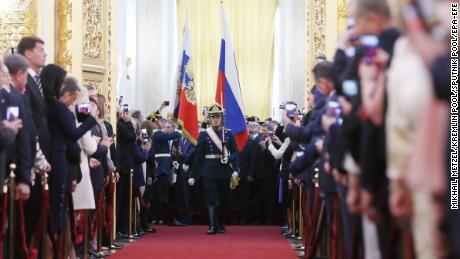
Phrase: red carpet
[{"left": 111, "top": 226, "right": 298, "bottom": 259}]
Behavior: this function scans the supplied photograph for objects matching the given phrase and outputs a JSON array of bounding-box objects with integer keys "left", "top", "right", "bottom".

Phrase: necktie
[{"left": 34, "top": 75, "right": 44, "bottom": 97}]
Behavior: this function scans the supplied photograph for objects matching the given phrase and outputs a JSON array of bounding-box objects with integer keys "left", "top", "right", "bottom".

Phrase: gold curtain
[{"left": 177, "top": 0, "right": 277, "bottom": 120}]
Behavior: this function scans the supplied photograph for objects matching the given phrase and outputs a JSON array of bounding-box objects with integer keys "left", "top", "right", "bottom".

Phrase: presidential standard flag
[
  {"left": 215, "top": 8, "right": 249, "bottom": 151},
  {"left": 170, "top": 21, "right": 199, "bottom": 145}
]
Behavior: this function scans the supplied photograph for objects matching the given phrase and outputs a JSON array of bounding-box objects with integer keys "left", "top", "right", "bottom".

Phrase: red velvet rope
[
  {"left": 90, "top": 190, "right": 106, "bottom": 240},
  {"left": 0, "top": 192, "right": 8, "bottom": 257},
  {"left": 105, "top": 182, "right": 115, "bottom": 235},
  {"left": 75, "top": 210, "right": 85, "bottom": 245},
  {"left": 29, "top": 188, "right": 49, "bottom": 252},
  {"left": 68, "top": 193, "right": 77, "bottom": 244}
]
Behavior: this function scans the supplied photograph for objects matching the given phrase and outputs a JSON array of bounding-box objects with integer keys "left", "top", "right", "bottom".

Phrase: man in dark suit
[
  {"left": 17, "top": 36, "right": 49, "bottom": 159},
  {"left": 116, "top": 108, "right": 137, "bottom": 236},
  {"left": 152, "top": 120, "right": 184, "bottom": 226},
  {"left": 237, "top": 130, "right": 258, "bottom": 225},
  {"left": 0, "top": 63, "right": 32, "bottom": 201},
  {"left": 0, "top": 62, "right": 23, "bottom": 187},
  {"left": 17, "top": 37, "right": 50, "bottom": 249},
  {"left": 251, "top": 122, "right": 277, "bottom": 225}
]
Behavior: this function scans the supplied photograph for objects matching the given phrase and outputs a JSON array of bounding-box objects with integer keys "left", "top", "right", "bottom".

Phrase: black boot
[
  {"left": 216, "top": 225, "right": 225, "bottom": 234},
  {"left": 161, "top": 202, "right": 186, "bottom": 226},
  {"left": 216, "top": 206, "right": 225, "bottom": 234},
  {"left": 207, "top": 207, "right": 217, "bottom": 235}
]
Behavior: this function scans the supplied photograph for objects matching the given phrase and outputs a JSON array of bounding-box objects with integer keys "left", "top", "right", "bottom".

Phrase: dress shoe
[
  {"left": 89, "top": 249, "right": 105, "bottom": 258},
  {"left": 207, "top": 226, "right": 217, "bottom": 235},
  {"left": 117, "top": 232, "right": 129, "bottom": 239},
  {"left": 216, "top": 225, "right": 226, "bottom": 234},
  {"left": 143, "top": 227, "right": 157, "bottom": 233},
  {"left": 167, "top": 219, "right": 186, "bottom": 227}
]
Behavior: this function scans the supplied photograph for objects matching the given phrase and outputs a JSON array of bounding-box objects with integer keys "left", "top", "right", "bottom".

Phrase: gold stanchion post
[
  {"left": 291, "top": 193, "right": 296, "bottom": 238},
  {"left": 111, "top": 172, "right": 116, "bottom": 248},
  {"left": 128, "top": 169, "right": 133, "bottom": 239},
  {"left": 299, "top": 182, "right": 305, "bottom": 244},
  {"left": 8, "top": 164, "right": 16, "bottom": 259},
  {"left": 41, "top": 173, "right": 49, "bottom": 259},
  {"left": 133, "top": 196, "right": 137, "bottom": 236},
  {"left": 83, "top": 210, "right": 89, "bottom": 259}
]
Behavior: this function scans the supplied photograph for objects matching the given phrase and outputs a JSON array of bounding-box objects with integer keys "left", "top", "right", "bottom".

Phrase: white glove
[
  {"left": 172, "top": 161, "right": 180, "bottom": 170},
  {"left": 182, "top": 164, "right": 190, "bottom": 172},
  {"left": 188, "top": 178, "right": 195, "bottom": 186},
  {"left": 232, "top": 171, "right": 239, "bottom": 178}
]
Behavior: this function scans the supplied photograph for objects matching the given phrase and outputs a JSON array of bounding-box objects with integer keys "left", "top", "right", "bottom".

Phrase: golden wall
[
  {"left": 0, "top": 0, "right": 117, "bottom": 124},
  {"left": 305, "top": 0, "right": 347, "bottom": 102}
]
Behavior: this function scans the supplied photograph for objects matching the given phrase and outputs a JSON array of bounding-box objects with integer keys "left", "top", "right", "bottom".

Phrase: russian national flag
[
  {"left": 215, "top": 8, "right": 248, "bottom": 151},
  {"left": 169, "top": 21, "right": 199, "bottom": 145}
]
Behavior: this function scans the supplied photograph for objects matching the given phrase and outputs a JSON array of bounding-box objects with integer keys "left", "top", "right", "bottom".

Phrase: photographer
[{"left": 116, "top": 104, "right": 137, "bottom": 237}]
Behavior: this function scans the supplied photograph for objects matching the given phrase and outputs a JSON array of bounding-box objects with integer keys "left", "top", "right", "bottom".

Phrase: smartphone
[
  {"left": 6, "top": 106, "right": 19, "bottom": 121},
  {"left": 118, "top": 96, "right": 124, "bottom": 106},
  {"left": 123, "top": 104, "right": 129, "bottom": 113},
  {"left": 76, "top": 103, "right": 91, "bottom": 114},
  {"left": 359, "top": 35, "right": 379, "bottom": 64},
  {"left": 163, "top": 101, "right": 170, "bottom": 106},
  {"left": 285, "top": 102, "right": 297, "bottom": 119},
  {"left": 346, "top": 17, "right": 355, "bottom": 29},
  {"left": 202, "top": 106, "right": 208, "bottom": 117},
  {"left": 342, "top": 80, "right": 359, "bottom": 97},
  {"left": 268, "top": 131, "right": 274, "bottom": 138},
  {"left": 326, "top": 101, "right": 341, "bottom": 118},
  {"left": 11, "top": 47, "right": 17, "bottom": 54}
]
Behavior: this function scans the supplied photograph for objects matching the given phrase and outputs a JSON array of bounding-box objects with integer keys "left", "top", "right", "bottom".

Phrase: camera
[
  {"left": 202, "top": 106, "right": 208, "bottom": 117},
  {"left": 6, "top": 106, "right": 19, "bottom": 122},
  {"left": 141, "top": 129, "right": 149, "bottom": 144},
  {"left": 117, "top": 96, "right": 123, "bottom": 106},
  {"left": 285, "top": 102, "right": 297, "bottom": 119},
  {"left": 77, "top": 103, "right": 91, "bottom": 114},
  {"left": 359, "top": 35, "right": 379, "bottom": 64},
  {"left": 280, "top": 102, "right": 297, "bottom": 119},
  {"left": 76, "top": 103, "right": 91, "bottom": 122},
  {"left": 123, "top": 104, "right": 129, "bottom": 113},
  {"left": 326, "top": 101, "right": 343, "bottom": 125}
]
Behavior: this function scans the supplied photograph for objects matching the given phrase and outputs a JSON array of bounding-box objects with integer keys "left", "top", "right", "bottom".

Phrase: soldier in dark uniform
[
  {"left": 151, "top": 120, "right": 185, "bottom": 226},
  {"left": 188, "top": 104, "right": 240, "bottom": 235}
]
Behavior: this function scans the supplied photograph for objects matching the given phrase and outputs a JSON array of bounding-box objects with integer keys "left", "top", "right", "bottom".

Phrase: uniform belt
[
  {"left": 155, "top": 153, "right": 171, "bottom": 158},
  {"left": 205, "top": 154, "right": 222, "bottom": 159}
]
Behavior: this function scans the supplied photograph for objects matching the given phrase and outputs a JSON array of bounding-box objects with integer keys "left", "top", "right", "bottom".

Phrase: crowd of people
[
  {"left": 274, "top": 0, "right": 457, "bottom": 258},
  {"left": 0, "top": 0, "right": 457, "bottom": 258}
]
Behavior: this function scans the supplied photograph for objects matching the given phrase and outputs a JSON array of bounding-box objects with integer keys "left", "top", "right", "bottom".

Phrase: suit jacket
[
  {"left": 25, "top": 74, "right": 50, "bottom": 158},
  {"left": 239, "top": 138, "right": 258, "bottom": 178},
  {"left": 3, "top": 88, "right": 32, "bottom": 185},
  {"left": 0, "top": 90, "right": 16, "bottom": 187},
  {"left": 152, "top": 130, "right": 181, "bottom": 176},
  {"left": 103, "top": 120, "right": 119, "bottom": 169},
  {"left": 116, "top": 119, "right": 137, "bottom": 173}
]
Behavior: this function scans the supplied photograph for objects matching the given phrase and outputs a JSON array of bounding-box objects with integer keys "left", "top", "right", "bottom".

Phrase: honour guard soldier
[
  {"left": 188, "top": 104, "right": 240, "bottom": 235},
  {"left": 151, "top": 119, "right": 185, "bottom": 226}
]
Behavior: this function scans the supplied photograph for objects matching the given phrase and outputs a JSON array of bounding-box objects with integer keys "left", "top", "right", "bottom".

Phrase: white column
[
  {"left": 135, "top": 0, "right": 177, "bottom": 117},
  {"left": 116, "top": 0, "right": 137, "bottom": 110},
  {"left": 273, "top": 0, "right": 306, "bottom": 120}
]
